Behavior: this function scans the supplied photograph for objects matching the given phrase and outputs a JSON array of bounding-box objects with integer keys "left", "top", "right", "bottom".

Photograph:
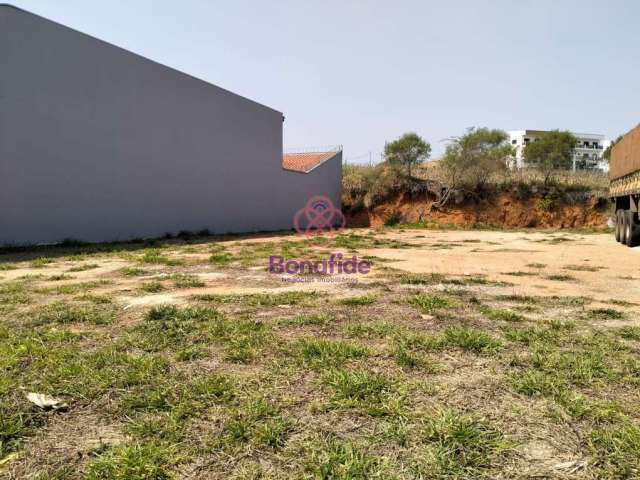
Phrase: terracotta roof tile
[{"left": 283, "top": 152, "right": 336, "bottom": 173}]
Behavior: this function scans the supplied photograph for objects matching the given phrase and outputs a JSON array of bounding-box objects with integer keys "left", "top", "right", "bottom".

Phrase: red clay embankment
[{"left": 346, "top": 191, "right": 609, "bottom": 229}]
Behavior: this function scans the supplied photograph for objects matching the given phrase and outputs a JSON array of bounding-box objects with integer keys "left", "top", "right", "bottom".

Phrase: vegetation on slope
[{"left": 343, "top": 128, "right": 609, "bottom": 228}]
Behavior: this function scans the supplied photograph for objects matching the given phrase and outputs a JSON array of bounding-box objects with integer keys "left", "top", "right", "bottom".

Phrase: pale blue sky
[{"left": 9, "top": 0, "right": 640, "bottom": 162}]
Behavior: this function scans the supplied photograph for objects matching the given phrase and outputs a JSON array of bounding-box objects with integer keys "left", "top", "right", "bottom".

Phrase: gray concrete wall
[
  {"left": 0, "top": 5, "right": 341, "bottom": 245},
  {"left": 280, "top": 153, "right": 343, "bottom": 222}
]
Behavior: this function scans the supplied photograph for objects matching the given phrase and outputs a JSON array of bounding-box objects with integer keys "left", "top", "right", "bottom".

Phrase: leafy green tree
[
  {"left": 441, "top": 127, "right": 513, "bottom": 192},
  {"left": 384, "top": 132, "right": 431, "bottom": 178},
  {"left": 522, "top": 130, "right": 577, "bottom": 184}
]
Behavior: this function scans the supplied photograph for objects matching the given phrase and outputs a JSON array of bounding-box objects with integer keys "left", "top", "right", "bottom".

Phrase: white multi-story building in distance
[{"left": 508, "top": 130, "right": 610, "bottom": 172}]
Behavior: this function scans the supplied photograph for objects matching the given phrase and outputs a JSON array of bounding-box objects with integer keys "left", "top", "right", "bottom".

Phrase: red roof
[{"left": 282, "top": 152, "right": 336, "bottom": 173}]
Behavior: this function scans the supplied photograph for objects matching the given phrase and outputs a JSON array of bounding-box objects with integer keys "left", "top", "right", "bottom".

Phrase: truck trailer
[{"left": 610, "top": 123, "right": 640, "bottom": 247}]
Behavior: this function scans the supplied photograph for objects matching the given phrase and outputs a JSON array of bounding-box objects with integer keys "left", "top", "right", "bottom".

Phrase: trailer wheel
[
  {"left": 615, "top": 210, "right": 623, "bottom": 242},
  {"left": 619, "top": 210, "right": 629, "bottom": 245},
  {"left": 625, "top": 211, "right": 640, "bottom": 247}
]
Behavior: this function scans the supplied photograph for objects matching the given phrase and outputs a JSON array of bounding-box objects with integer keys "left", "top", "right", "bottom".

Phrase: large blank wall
[{"left": 0, "top": 6, "right": 340, "bottom": 245}]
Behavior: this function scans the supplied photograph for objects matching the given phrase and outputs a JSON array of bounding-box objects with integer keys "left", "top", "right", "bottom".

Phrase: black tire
[
  {"left": 625, "top": 211, "right": 640, "bottom": 247},
  {"left": 615, "top": 210, "right": 623, "bottom": 242},
  {"left": 620, "top": 210, "right": 628, "bottom": 245}
]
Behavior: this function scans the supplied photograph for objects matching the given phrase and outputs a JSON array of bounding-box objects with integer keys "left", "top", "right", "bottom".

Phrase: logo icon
[{"left": 293, "top": 195, "right": 345, "bottom": 239}]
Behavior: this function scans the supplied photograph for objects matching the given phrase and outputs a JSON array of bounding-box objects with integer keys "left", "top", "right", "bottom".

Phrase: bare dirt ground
[
  {"left": 1, "top": 227, "right": 639, "bottom": 479},
  {"left": 366, "top": 229, "right": 640, "bottom": 308}
]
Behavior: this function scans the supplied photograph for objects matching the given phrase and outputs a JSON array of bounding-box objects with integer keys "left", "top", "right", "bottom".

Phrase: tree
[
  {"left": 441, "top": 127, "right": 513, "bottom": 193},
  {"left": 384, "top": 132, "right": 431, "bottom": 178},
  {"left": 522, "top": 130, "right": 577, "bottom": 184}
]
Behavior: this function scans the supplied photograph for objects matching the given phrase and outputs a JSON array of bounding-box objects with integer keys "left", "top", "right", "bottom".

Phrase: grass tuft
[
  {"left": 322, "top": 369, "right": 395, "bottom": 414},
  {"left": 480, "top": 306, "right": 524, "bottom": 322},
  {"left": 394, "top": 346, "right": 439, "bottom": 372},
  {"left": 209, "top": 252, "right": 234, "bottom": 266},
  {"left": 589, "top": 308, "right": 625, "bottom": 320},
  {"left": 139, "top": 249, "right": 183, "bottom": 266},
  {"left": 306, "top": 436, "right": 377, "bottom": 478},
  {"left": 86, "top": 442, "right": 172, "bottom": 480},
  {"left": 420, "top": 409, "right": 511, "bottom": 477},
  {"left": 171, "top": 274, "right": 205, "bottom": 288},
  {"left": 409, "top": 293, "right": 453, "bottom": 314},
  {"left": 141, "top": 281, "right": 164, "bottom": 293},
  {"left": 589, "top": 424, "right": 640, "bottom": 477},
  {"left": 339, "top": 295, "right": 376, "bottom": 306},
  {"left": 294, "top": 338, "right": 369, "bottom": 368},
  {"left": 34, "top": 302, "right": 115, "bottom": 325},
  {"left": 444, "top": 326, "right": 501, "bottom": 353}
]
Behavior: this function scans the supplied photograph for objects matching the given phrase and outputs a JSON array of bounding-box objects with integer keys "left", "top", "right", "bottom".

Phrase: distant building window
[{"left": 511, "top": 139, "right": 517, "bottom": 145}]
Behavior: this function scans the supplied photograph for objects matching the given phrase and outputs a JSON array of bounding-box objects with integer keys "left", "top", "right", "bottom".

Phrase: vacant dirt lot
[
  {"left": 1, "top": 228, "right": 638, "bottom": 479},
  {"left": 366, "top": 229, "right": 640, "bottom": 307}
]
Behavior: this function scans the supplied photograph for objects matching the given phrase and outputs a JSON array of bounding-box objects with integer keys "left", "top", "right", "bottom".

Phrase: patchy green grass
[
  {"left": 494, "top": 294, "right": 539, "bottom": 304},
  {"left": 305, "top": 436, "right": 377, "bottom": 478},
  {"left": 120, "top": 267, "right": 148, "bottom": 277},
  {"left": 339, "top": 295, "right": 376, "bottom": 306},
  {"left": 1, "top": 229, "right": 639, "bottom": 478},
  {"left": 0, "top": 280, "right": 32, "bottom": 305},
  {"left": 501, "top": 271, "right": 536, "bottom": 277},
  {"left": 140, "top": 281, "right": 164, "bottom": 293},
  {"left": 503, "top": 325, "right": 560, "bottom": 346},
  {"left": 67, "top": 263, "right": 101, "bottom": 272},
  {"left": 399, "top": 273, "right": 444, "bottom": 285},
  {"left": 293, "top": 338, "right": 369, "bottom": 368},
  {"left": 409, "top": 293, "right": 453, "bottom": 314},
  {"left": 171, "top": 273, "right": 205, "bottom": 288},
  {"left": 444, "top": 326, "right": 502, "bottom": 353},
  {"left": 607, "top": 299, "right": 637, "bottom": 307},
  {"left": 139, "top": 249, "right": 184, "bottom": 266},
  {"left": 33, "top": 302, "right": 115, "bottom": 325},
  {"left": 419, "top": 409, "right": 512, "bottom": 477},
  {"left": 282, "top": 313, "right": 335, "bottom": 327},
  {"left": 331, "top": 233, "right": 412, "bottom": 251},
  {"left": 146, "top": 304, "right": 221, "bottom": 322},
  {"left": 396, "top": 327, "right": 501, "bottom": 354},
  {"left": 589, "top": 424, "right": 640, "bottom": 477},
  {"left": 86, "top": 442, "right": 173, "bottom": 480},
  {"left": 197, "top": 291, "right": 317, "bottom": 307},
  {"left": 209, "top": 252, "right": 234, "bottom": 266},
  {"left": 526, "top": 263, "right": 546, "bottom": 269},
  {"left": 563, "top": 264, "right": 602, "bottom": 272},
  {"left": 30, "top": 258, "right": 54, "bottom": 268},
  {"left": 47, "top": 273, "right": 74, "bottom": 281},
  {"left": 343, "top": 320, "right": 398, "bottom": 339},
  {"left": 509, "top": 369, "right": 563, "bottom": 397},
  {"left": 617, "top": 326, "right": 640, "bottom": 341},
  {"left": 480, "top": 305, "right": 524, "bottom": 322},
  {"left": 588, "top": 308, "right": 625, "bottom": 320},
  {"left": 322, "top": 369, "right": 396, "bottom": 414},
  {"left": 394, "top": 346, "right": 439, "bottom": 372},
  {"left": 546, "top": 273, "right": 577, "bottom": 282},
  {"left": 546, "top": 319, "right": 576, "bottom": 331}
]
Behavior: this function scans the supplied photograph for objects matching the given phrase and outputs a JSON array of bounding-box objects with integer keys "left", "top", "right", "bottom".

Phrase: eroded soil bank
[{"left": 346, "top": 191, "right": 609, "bottom": 229}]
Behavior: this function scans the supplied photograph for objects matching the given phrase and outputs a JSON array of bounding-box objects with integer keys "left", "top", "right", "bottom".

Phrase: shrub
[{"left": 536, "top": 197, "right": 554, "bottom": 211}]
